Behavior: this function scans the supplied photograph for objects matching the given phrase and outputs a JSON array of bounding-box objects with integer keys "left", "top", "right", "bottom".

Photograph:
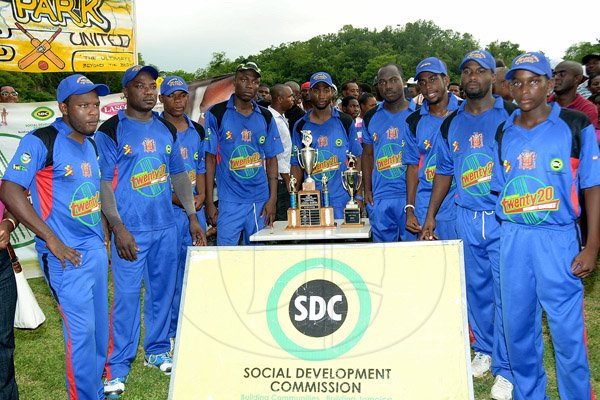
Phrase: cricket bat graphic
[{"left": 15, "top": 23, "right": 65, "bottom": 70}]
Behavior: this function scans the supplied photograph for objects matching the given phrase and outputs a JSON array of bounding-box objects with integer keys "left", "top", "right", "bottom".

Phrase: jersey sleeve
[
  {"left": 433, "top": 132, "right": 454, "bottom": 176},
  {"left": 578, "top": 124, "right": 600, "bottom": 189},
  {"left": 169, "top": 135, "right": 186, "bottom": 175},
  {"left": 263, "top": 117, "right": 284, "bottom": 159},
  {"left": 94, "top": 130, "right": 118, "bottom": 181},
  {"left": 362, "top": 120, "right": 373, "bottom": 145},
  {"left": 203, "top": 110, "right": 218, "bottom": 155},
  {"left": 490, "top": 139, "right": 506, "bottom": 193},
  {"left": 2, "top": 134, "right": 47, "bottom": 189},
  {"left": 401, "top": 122, "right": 419, "bottom": 165},
  {"left": 348, "top": 122, "right": 363, "bottom": 157}
]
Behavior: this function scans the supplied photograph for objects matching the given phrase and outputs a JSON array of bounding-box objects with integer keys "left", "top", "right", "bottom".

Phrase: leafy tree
[
  {"left": 564, "top": 40, "right": 600, "bottom": 63},
  {"left": 485, "top": 40, "right": 523, "bottom": 67}
]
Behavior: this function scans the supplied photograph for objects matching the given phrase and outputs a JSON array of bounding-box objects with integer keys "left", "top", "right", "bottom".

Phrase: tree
[
  {"left": 485, "top": 40, "right": 523, "bottom": 67},
  {"left": 564, "top": 40, "right": 600, "bottom": 62}
]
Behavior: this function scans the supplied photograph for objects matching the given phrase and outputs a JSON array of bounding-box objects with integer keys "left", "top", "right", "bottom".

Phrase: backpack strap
[{"left": 32, "top": 125, "right": 59, "bottom": 167}]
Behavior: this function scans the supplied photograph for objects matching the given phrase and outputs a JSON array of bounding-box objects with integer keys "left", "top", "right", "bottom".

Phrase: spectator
[
  {"left": 340, "top": 95, "right": 360, "bottom": 119},
  {"left": 550, "top": 60, "right": 598, "bottom": 128},
  {"left": 0, "top": 86, "right": 18, "bottom": 103},
  {"left": 341, "top": 80, "right": 359, "bottom": 99}
]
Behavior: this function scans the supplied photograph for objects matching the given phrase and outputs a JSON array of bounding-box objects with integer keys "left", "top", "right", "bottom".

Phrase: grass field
[{"left": 13, "top": 264, "right": 600, "bottom": 400}]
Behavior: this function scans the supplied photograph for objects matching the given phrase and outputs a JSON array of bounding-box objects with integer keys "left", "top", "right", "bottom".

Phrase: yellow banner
[
  {"left": 171, "top": 242, "right": 473, "bottom": 400},
  {"left": 0, "top": 0, "right": 136, "bottom": 72}
]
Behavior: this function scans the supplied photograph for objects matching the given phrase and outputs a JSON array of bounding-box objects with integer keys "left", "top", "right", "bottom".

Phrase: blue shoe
[
  {"left": 144, "top": 352, "right": 173, "bottom": 375},
  {"left": 104, "top": 376, "right": 127, "bottom": 399}
]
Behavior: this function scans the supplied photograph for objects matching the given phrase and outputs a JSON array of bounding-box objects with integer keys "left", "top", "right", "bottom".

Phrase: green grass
[{"left": 14, "top": 266, "right": 600, "bottom": 399}]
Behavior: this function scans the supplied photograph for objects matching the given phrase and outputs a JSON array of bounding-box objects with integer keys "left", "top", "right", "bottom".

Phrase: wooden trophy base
[
  {"left": 340, "top": 207, "right": 364, "bottom": 228},
  {"left": 286, "top": 206, "right": 335, "bottom": 229}
]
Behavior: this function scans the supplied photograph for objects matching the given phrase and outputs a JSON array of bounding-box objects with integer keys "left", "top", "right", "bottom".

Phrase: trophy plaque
[
  {"left": 287, "top": 130, "right": 335, "bottom": 229},
  {"left": 341, "top": 152, "right": 364, "bottom": 227}
]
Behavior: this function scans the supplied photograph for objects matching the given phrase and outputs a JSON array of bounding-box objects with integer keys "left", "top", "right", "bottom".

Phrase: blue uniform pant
[
  {"left": 170, "top": 207, "right": 206, "bottom": 338},
  {"left": 217, "top": 200, "right": 266, "bottom": 245},
  {"left": 416, "top": 208, "right": 459, "bottom": 241},
  {"left": 500, "top": 222, "right": 593, "bottom": 400},
  {"left": 456, "top": 206, "right": 512, "bottom": 382},
  {"left": 40, "top": 248, "right": 108, "bottom": 400},
  {"left": 0, "top": 249, "right": 18, "bottom": 400},
  {"left": 105, "top": 225, "right": 177, "bottom": 379},
  {"left": 367, "top": 197, "right": 413, "bottom": 242}
]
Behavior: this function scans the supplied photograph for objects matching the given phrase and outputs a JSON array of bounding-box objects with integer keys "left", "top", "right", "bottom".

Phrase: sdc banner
[
  {"left": 171, "top": 242, "right": 473, "bottom": 400},
  {"left": 0, "top": 0, "right": 135, "bottom": 72}
]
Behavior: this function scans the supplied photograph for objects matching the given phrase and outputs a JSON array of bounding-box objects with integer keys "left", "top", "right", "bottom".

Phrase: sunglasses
[{"left": 1, "top": 91, "right": 18, "bottom": 97}]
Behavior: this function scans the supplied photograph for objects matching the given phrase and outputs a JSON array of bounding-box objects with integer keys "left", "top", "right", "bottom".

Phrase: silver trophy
[
  {"left": 341, "top": 152, "right": 363, "bottom": 225},
  {"left": 298, "top": 130, "right": 318, "bottom": 185}
]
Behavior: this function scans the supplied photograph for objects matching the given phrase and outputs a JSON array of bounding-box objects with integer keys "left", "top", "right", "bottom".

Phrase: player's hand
[
  {"left": 205, "top": 202, "right": 218, "bottom": 226},
  {"left": 405, "top": 209, "right": 422, "bottom": 234},
  {"left": 112, "top": 224, "right": 139, "bottom": 261},
  {"left": 261, "top": 198, "right": 277, "bottom": 227},
  {"left": 0, "top": 220, "right": 11, "bottom": 249},
  {"left": 189, "top": 216, "right": 207, "bottom": 246},
  {"left": 364, "top": 190, "right": 374, "bottom": 206},
  {"left": 194, "top": 195, "right": 203, "bottom": 211},
  {"left": 419, "top": 216, "right": 438, "bottom": 241},
  {"left": 46, "top": 235, "right": 82, "bottom": 268},
  {"left": 571, "top": 246, "right": 598, "bottom": 278}
]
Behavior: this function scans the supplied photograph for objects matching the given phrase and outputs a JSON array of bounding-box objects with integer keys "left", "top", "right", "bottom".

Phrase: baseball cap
[
  {"left": 122, "top": 65, "right": 159, "bottom": 87},
  {"left": 460, "top": 50, "right": 496, "bottom": 73},
  {"left": 310, "top": 72, "right": 333, "bottom": 88},
  {"left": 506, "top": 52, "right": 553, "bottom": 80},
  {"left": 301, "top": 81, "right": 310, "bottom": 90},
  {"left": 160, "top": 76, "right": 189, "bottom": 96},
  {"left": 582, "top": 52, "right": 600, "bottom": 64},
  {"left": 236, "top": 60, "right": 261, "bottom": 77},
  {"left": 56, "top": 74, "right": 109, "bottom": 103},
  {"left": 415, "top": 57, "right": 448, "bottom": 78}
]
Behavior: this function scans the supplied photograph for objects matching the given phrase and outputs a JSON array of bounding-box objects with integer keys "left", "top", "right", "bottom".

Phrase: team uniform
[
  {"left": 95, "top": 110, "right": 185, "bottom": 380},
  {"left": 3, "top": 119, "right": 108, "bottom": 400},
  {"left": 162, "top": 113, "right": 207, "bottom": 339},
  {"left": 290, "top": 108, "right": 363, "bottom": 219},
  {"left": 403, "top": 94, "right": 460, "bottom": 240},
  {"left": 435, "top": 95, "right": 515, "bottom": 382},
  {"left": 492, "top": 104, "right": 600, "bottom": 400},
  {"left": 204, "top": 95, "right": 283, "bottom": 245},
  {"left": 362, "top": 100, "right": 416, "bottom": 242}
]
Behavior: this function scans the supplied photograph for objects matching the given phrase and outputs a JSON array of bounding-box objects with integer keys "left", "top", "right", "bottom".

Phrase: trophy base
[
  {"left": 341, "top": 208, "right": 364, "bottom": 228},
  {"left": 286, "top": 207, "right": 335, "bottom": 229}
]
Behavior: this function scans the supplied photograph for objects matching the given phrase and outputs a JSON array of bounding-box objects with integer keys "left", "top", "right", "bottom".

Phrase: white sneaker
[
  {"left": 170, "top": 337, "right": 175, "bottom": 355},
  {"left": 491, "top": 375, "right": 513, "bottom": 400},
  {"left": 471, "top": 352, "right": 491, "bottom": 378}
]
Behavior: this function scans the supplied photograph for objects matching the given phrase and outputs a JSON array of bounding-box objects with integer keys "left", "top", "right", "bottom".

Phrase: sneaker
[
  {"left": 104, "top": 376, "right": 127, "bottom": 399},
  {"left": 471, "top": 352, "right": 491, "bottom": 378},
  {"left": 144, "top": 352, "right": 173, "bottom": 375},
  {"left": 491, "top": 375, "right": 513, "bottom": 400},
  {"left": 170, "top": 337, "right": 175, "bottom": 355}
]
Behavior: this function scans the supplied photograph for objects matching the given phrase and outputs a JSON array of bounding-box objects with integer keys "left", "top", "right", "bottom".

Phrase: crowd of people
[{"left": 0, "top": 49, "right": 599, "bottom": 400}]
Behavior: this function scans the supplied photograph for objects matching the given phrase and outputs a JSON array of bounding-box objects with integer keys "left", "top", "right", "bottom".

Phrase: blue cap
[
  {"left": 506, "top": 52, "right": 553, "bottom": 80},
  {"left": 56, "top": 74, "right": 109, "bottom": 103},
  {"left": 459, "top": 50, "right": 496, "bottom": 73},
  {"left": 310, "top": 72, "right": 334, "bottom": 88},
  {"left": 122, "top": 65, "right": 159, "bottom": 87},
  {"left": 415, "top": 57, "right": 448, "bottom": 78},
  {"left": 160, "top": 76, "right": 189, "bottom": 96}
]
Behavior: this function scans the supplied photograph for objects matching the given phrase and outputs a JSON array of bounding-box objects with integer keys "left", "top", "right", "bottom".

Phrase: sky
[{"left": 136, "top": 0, "right": 599, "bottom": 74}]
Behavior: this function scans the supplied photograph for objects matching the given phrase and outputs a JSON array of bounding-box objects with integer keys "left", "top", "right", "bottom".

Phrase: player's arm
[
  {"left": 203, "top": 112, "right": 218, "bottom": 227},
  {"left": 571, "top": 185, "right": 599, "bottom": 278},
  {"left": 262, "top": 156, "right": 279, "bottom": 227},
  {"left": 361, "top": 144, "right": 374, "bottom": 205},
  {"left": 172, "top": 171, "right": 207, "bottom": 246},
  {"left": 420, "top": 174, "right": 452, "bottom": 240},
  {"left": 195, "top": 173, "right": 206, "bottom": 210},
  {"left": 0, "top": 209, "right": 18, "bottom": 250},
  {"left": 403, "top": 125, "right": 421, "bottom": 234}
]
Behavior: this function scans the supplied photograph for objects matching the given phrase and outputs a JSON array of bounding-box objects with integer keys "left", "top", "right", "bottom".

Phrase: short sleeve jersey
[
  {"left": 362, "top": 100, "right": 417, "bottom": 200},
  {"left": 95, "top": 110, "right": 186, "bottom": 232},
  {"left": 403, "top": 94, "right": 460, "bottom": 221},
  {"left": 204, "top": 95, "right": 283, "bottom": 203},
  {"left": 290, "top": 108, "right": 363, "bottom": 204},
  {"left": 491, "top": 103, "right": 600, "bottom": 226},
  {"left": 3, "top": 118, "right": 104, "bottom": 251},
  {"left": 435, "top": 96, "right": 513, "bottom": 211}
]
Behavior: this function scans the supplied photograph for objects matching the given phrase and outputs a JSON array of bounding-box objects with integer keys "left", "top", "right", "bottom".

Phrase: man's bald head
[
  {"left": 555, "top": 60, "right": 584, "bottom": 76},
  {"left": 493, "top": 67, "right": 513, "bottom": 102},
  {"left": 554, "top": 60, "right": 586, "bottom": 95},
  {"left": 270, "top": 83, "right": 294, "bottom": 113}
]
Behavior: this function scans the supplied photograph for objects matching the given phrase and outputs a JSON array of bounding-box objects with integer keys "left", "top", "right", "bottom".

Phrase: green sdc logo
[
  {"left": 31, "top": 107, "right": 55, "bottom": 121},
  {"left": 267, "top": 258, "right": 371, "bottom": 361}
]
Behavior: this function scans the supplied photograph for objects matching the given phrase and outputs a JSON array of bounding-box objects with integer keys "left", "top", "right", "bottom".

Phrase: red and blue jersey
[
  {"left": 290, "top": 108, "right": 363, "bottom": 205},
  {"left": 362, "top": 100, "right": 416, "bottom": 200},
  {"left": 435, "top": 96, "right": 515, "bottom": 211},
  {"left": 3, "top": 118, "right": 104, "bottom": 251},
  {"left": 204, "top": 95, "right": 283, "bottom": 203},
  {"left": 492, "top": 103, "right": 600, "bottom": 226},
  {"left": 403, "top": 94, "right": 460, "bottom": 221},
  {"left": 95, "top": 110, "right": 186, "bottom": 232}
]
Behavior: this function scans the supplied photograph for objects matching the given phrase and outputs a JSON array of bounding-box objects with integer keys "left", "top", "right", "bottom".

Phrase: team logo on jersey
[
  {"left": 188, "top": 169, "right": 197, "bottom": 186},
  {"left": 241, "top": 129, "right": 252, "bottom": 142},
  {"left": 166, "top": 144, "right": 172, "bottom": 154},
  {"left": 317, "top": 135, "right": 328, "bottom": 147},
  {"left": 20, "top": 152, "right": 31, "bottom": 164},
  {"left": 550, "top": 158, "right": 563, "bottom": 172},
  {"left": 387, "top": 127, "right": 399, "bottom": 140},
  {"left": 69, "top": 183, "right": 101, "bottom": 227},
  {"left": 194, "top": 151, "right": 198, "bottom": 161},
  {"left": 123, "top": 144, "right": 132, "bottom": 155},
  {"left": 373, "top": 132, "right": 378, "bottom": 142},
  {"left": 259, "top": 136, "right": 266, "bottom": 144},
  {"left": 423, "top": 139, "right": 432, "bottom": 150},
  {"left": 12, "top": 164, "right": 26, "bottom": 171},
  {"left": 501, "top": 176, "right": 560, "bottom": 224},
  {"left": 461, "top": 153, "right": 493, "bottom": 196},
  {"left": 375, "top": 143, "right": 405, "bottom": 179},
  {"left": 143, "top": 138, "right": 156, "bottom": 153},
  {"left": 81, "top": 161, "right": 92, "bottom": 177},
  {"left": 335, "top": 138, "right": 343, "bottom": 147},
  {"left": 425, "top": 154, "right": 437, "bottom": 183},
  {"left": 181, "top": 147, "right": 188, "bottom": 159},
  {"left": 312, "top": 152, "right": 341, "bottom": 178},
  {"left": 226, "top": 131, "right": 233, "bottom": 140},
  {"left": 229, "top": 145, "right": 263, "bottom": 179},
  {"left": 504, "top": 160, "right": 512, "bottom": 173},
  {"left": 452, "top": 141, "right": 460, "bottom": 152},
  {"left": 469, "top": 132, "right": 484, "bottom": 149},
  {"left": 130, "top": 157, "right": 169, "bottom": 197},
  {"left": 205, "top": 128, "right": 212, "bottom": 141},
  {"left": 518, "top": 150, "right": 536, "bottom": 170},
  {"left": 65, "top": 165, "right": 74, "bottom": 176}
]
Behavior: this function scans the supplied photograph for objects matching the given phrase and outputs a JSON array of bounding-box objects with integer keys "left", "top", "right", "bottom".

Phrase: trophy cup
[
  {"left": 341, "top": 152, "right": 364, "bottom": 227},
  {"left": 287, "top": 130, "right": 335, "bottom": 229}
]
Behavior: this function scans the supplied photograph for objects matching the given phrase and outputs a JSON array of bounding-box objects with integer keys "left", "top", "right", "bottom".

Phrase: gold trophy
[
  {"left": 287, "top": 130, "right": 335, "bottom": 229},
  {"left": 341, "top": 152, "right": 364, "bottom": 227}
]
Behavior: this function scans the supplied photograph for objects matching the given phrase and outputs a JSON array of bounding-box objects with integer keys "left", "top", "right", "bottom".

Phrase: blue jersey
[
  {"left": 362, "top": 100, "right": 416, "bottom": 200},
  {"left": 492, "top": 103, "right": 600, "bottom": 226},
  {"left": 290, "top": 108, "right": 363, "bottom": 205},
  {"left": 435, "top": 96, "right": 514, "bottom": 211},
  {"left": 403, "top": 94, "right": 460, "bottom": 221},
  {"left": 3, "top": 118, "right": 104, "bottom": 250},
  {"left": 204, "top": 95, "right": 283, "bottom": 203},
  {"left": 95, "top": 110, "right": 186, "bottom": 232}
]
